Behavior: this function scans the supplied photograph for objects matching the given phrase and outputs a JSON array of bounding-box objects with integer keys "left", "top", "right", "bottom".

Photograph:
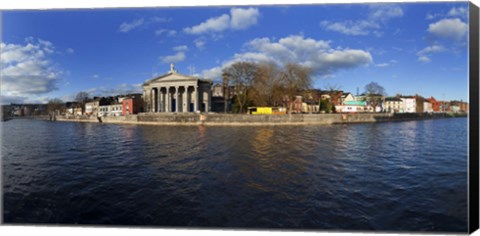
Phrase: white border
[
  {"left": 0, "top": 0, "right": 478, "bottom": 10},
  {"left": 1, "top": 0, "right": 478, "bottom": 236}
]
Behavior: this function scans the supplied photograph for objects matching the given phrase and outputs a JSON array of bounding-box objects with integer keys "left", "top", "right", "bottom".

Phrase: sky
[{"left": 0, "top": 1, "right": 472, "bottom": 104}]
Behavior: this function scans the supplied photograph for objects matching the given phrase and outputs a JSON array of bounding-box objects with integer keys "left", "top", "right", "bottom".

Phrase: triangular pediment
[{"left": 143, "top": 72, "right": 199, "bottom": 86}]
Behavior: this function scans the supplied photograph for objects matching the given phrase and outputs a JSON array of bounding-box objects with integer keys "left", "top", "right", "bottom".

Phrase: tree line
[
  {"left": 222, "top": 62, "right": 312, "bottom": 114},
  {"left": 45, "top": 63, "right": 387, "bottom": 115},
  {"left": 46, "top": 91, "right": 90, "bottom": 114}
]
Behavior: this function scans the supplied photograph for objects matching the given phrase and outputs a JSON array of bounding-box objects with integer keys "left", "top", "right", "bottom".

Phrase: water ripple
[{"left": 1, "top": 118, "right": 468, "bottom": 232}]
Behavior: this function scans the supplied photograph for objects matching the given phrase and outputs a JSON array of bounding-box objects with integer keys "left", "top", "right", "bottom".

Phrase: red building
[
  {"left": 450, "top": 100, "right": 469, "bottom": 113},
  {"left": 425, "top": 97, "right": 440, "bottom": 111},
  {"left": 437, "top": 101, "right": 451, "bottom": 112},
  {"left": 121, "top": 94, "right": 144, "bottom": 115}
]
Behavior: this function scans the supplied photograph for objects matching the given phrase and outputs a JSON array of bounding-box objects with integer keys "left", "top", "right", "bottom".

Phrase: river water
[{"left": 1, "top": 118, "right": 468, "bottom": 232}]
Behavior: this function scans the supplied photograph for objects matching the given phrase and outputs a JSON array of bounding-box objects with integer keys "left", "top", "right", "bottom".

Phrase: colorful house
[
  {"left": 438, "top": 101, "right": 451, "bottom": 112},
  {"left": 121, "top": 94, "right": 144, "bottom": 115},
  {"left": 335, "top": 101, "right": 367, "bottom": 113},
  {"left": 400, "top": 96, "right": 416, "bottom": 113},
  {"left": 425, "top": 97, "right": 440, "bottom": 111},
  {"left": 423, "top": 100, "right": 433, "bottom": 113},
  {"left": 383, "top": 97, "right": 403, "bottom": 113}
]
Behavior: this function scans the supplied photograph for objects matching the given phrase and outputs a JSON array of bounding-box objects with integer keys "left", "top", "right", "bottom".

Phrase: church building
[{"left": 142, "top": 64, "right": 212, "bottom": 113}]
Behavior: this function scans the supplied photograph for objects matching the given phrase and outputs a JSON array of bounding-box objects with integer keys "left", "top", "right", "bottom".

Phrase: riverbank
[{"left": 53, "top": 112, "right": 467, "bottom": 126}]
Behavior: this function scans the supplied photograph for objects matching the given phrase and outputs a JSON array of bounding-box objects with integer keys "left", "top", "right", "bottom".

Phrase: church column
[
  {"left": 152, "top": 88, "right": 156, "bottom": 112},
  {"left": 166, "top": 86, "right": 171, "bottom": 112},
  {"left": 143, "top": 90, "right": 146, "bottom": 112},
  {"left": 149, "top": 88, "right": 153, "bottom": 112},
  {"left": 163, "top": 87, "right": 167, "bottom": 112},
  {"left": 159, "top": 87, "right": 164, "bottom": 112},
  {"left": 183, "top": 86, "right": 188, "bottom": 113},
  {"left": 157, "top": 87, "right": 161, "bottom": 113},
  {"left": 164, "top": 87, "right": 168, "bottom": 112},
  {"left": 175, "top": 86, "right": 180, "bottom": 113},
  {"left": 207, "top": 89, "right": 211, "bottom": 113},
  {"left": 193, "top": 86, "right": 198, "bottom": 112},
  {"left": 186, "top": 87, "right": 191, "bottom": 112}
]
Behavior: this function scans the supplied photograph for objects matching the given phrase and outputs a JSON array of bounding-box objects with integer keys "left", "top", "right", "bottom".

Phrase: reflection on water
[{"left": 2, "top": 118, "right": 468, "bottom": 232}]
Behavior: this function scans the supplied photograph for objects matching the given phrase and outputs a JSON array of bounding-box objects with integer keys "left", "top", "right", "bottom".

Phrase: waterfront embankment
[{"left": 54, "top": 112, "right": 467, "bottom": 126}]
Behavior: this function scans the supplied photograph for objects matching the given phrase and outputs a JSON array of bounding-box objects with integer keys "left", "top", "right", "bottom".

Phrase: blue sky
[{"left": 0, "top": 2, "right": 470, "bottom": 104}]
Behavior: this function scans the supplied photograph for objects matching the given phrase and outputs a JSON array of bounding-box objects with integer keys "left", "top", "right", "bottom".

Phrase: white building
[
  {"left": 423, "top": 101, "right": 433, "bottom": 113},
  {"left": 340, "top": 93, "right": 355, "bottom": 104},
  {"left": 98, "top": 103, "right": 123, "bottom": 117},
  {"left": 383, "top": 97, "right": 403, "bottom": 113},
  {"left": 400, "top": 97, "right": 416, "bottom": 113},
  {"left": 143, "top": 64, "right": 212, "bottom": 113},
  {"left": 335, "top": 101, "right": 367, "bottom": 113}
]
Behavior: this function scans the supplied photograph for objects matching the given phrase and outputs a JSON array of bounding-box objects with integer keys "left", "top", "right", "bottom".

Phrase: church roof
[{"left": 143, "top": 64, "right": 212, "bottom": 86}]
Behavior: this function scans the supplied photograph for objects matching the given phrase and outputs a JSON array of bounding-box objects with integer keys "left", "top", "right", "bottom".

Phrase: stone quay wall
[{"left": 54, "top": 112, "right": 466, "bottom": 126}]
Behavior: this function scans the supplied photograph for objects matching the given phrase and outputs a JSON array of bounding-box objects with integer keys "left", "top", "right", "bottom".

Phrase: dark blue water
[{"left": 2, "top": 118, "right": 468, "bottom": 232}]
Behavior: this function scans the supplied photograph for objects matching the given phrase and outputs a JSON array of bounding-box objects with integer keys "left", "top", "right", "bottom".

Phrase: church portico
[{"left": 142, "top": 64, "right": 212, "bottom": 113}]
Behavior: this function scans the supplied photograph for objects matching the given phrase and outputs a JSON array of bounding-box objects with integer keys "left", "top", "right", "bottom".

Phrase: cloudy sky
[{"left": 0, "top": 1, "right": 470, "bottom": 104}]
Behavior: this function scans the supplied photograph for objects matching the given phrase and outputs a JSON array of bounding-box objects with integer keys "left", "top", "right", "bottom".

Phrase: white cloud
[
  {"left": 86, "top": 83, "right": 142, "bottom": 97},
  {"left": 92, "top": 74, "right": 100, "bottom": 79},
  {"left": 320, "top": 20, "right": 379, "bottom": 36},
  {"left": 416, "top": 44, "right": 447, "bottom": 63},
  {"left": 194, "top": 38, "right": 206, "bottom": 50},
  {"left": 183, "top": 14, "right": 230, "bottom": 34},
  {"left": 0, "top": 95, "right": 28, "bottom": 104},
  {"left": 66, "top": 48, "right": 75, "bottom": 54},
  {"left": 230, "top": 7, "right": 260, "bottom": 30},
  {"left": 416, "top": 45, "right": 446, "bottom": 56},
  {"left": 321, "top": 4, "right": 402, "bottom": 36},
  {"left": 418, "top": 56, "right": 431, "bottom": 63},
  {"left": 427, "top": 18, "right": 468, "bottom": 41},
  {"left": 426, "top": 6, "right": 467, "bottom": 21},
  {"left": 118, "top": 18, "right": 144, "bottom": 33},
  {"left": 173, "top": 45, "right": 188, "bottom": 52},
  {"left": 416, "top": 45, "right": 445, "bottom": 63},
  {"left": 160, "top": 52, "right": 186, "bottom": 64},
  {"left": 375, "top": 59, "right": 398, "bottom": 67},
  {"left": 200, "top": 35, "right": 372, "bottom": 80},
  {"left": 369, "top": 4, "right": 404, "bottom": 20},
  {"left": 183, "top": 7, "right": 260, "bottom": 35},
  {"left": 155, "top": 29, "right": 177, "bottom": 37},
  {"left": 425, "top": 13, "right": 438, "bottom": 20},
  {"left": 150, "top": 17, "right": 171, "bottom": 23},
  {"left": 447, "top": 7, "right": 468, "bottom": 18},
  {"left": 375, "top": 63, "right": 389, "bottom": 67},
  {"left": 201, "top": 66, "right": 223, "bottom": 80},
  {"left": 1, "top": 38, "right": 62, "bottom": 102},
  {"left": 159, "top": 45, "right": 189, "bottom": 64}
]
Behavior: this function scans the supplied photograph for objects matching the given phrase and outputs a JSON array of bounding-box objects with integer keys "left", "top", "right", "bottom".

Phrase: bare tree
[
  {"left": 47, "top": 98, "right": 64, "bottom": 114},
  {"left": 75, "top": 91, "right": 90, "bottom": 114},
  {"left": 364, "top": 82, "right": 386, "bottom": 112},
  {"left": 222, "top": 62, "right": 258, "bottom": 113},
  {"left": 323, "top": 83, "right": 343, "bottom": 108},
  {"left": 324, "top": 83, "right": 342, "bottom": 93},
  {"left": 279, "top": 63, "right": 312, "bottom": 115},
  {"left": 251, "top": 63, "right": 280, "bottom": 107}
]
